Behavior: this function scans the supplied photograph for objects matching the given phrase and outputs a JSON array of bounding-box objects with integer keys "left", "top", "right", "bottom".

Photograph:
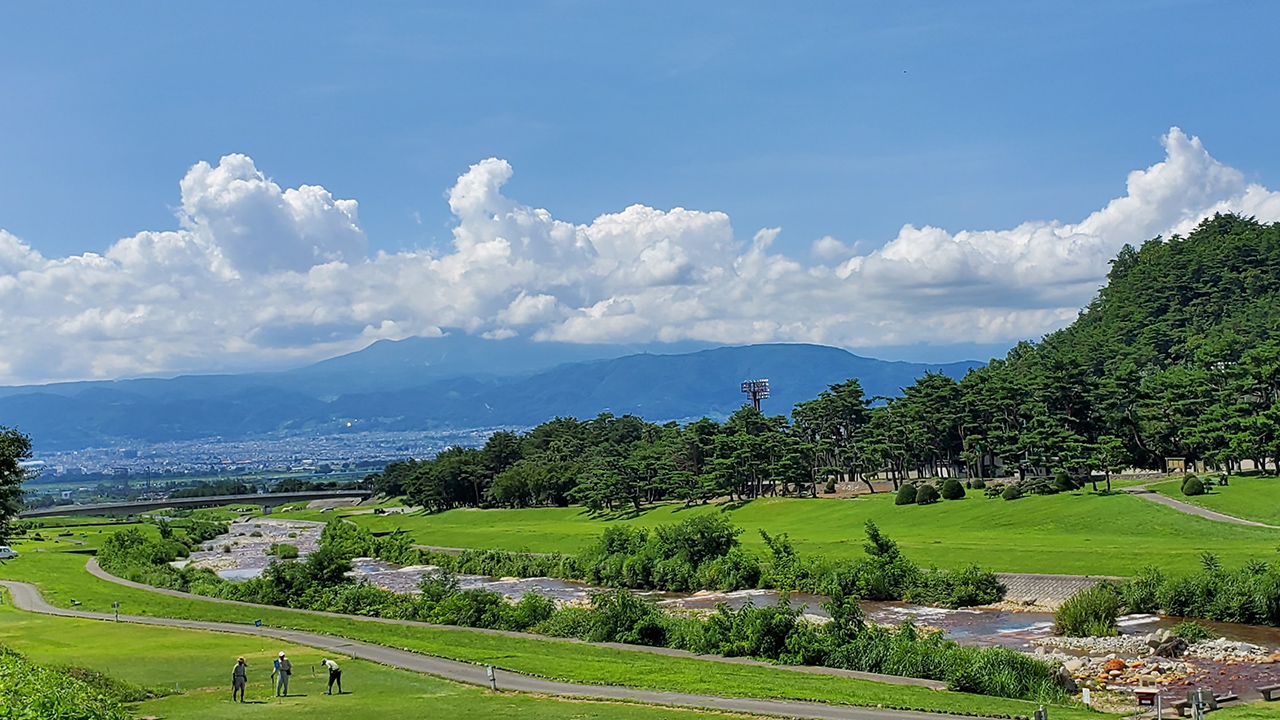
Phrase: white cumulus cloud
[{"left": 0, "top": 128, "right": 1277, "bottom": 385}]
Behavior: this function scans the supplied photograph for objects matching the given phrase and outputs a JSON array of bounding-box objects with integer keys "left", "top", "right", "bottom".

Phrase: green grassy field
[
  {"left": 1150, "top": 476, "right": 1280, "bottom": 526},
  {"left": 316, "top": 491, "right": 1280, "bottom": 575},
  {"left": 25, "top": 515, "right": 123, "bottom": 528},
  {"left": 0, "top": 534, "right": 1108, "bottom": 719},
  {"left": 0, "top": 600, "right": 734, "bottom": 720}
]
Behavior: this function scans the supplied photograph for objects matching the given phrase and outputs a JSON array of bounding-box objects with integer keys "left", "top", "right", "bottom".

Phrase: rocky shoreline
[
  {"left": 1029, "top": 627, "right": 1280, "bottom": 702},
  {"left": 1034, "top": 628, "right": 1277, "bottom": 663}
]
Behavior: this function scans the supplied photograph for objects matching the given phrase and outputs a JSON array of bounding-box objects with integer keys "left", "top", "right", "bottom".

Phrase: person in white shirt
[
  {"left": 271, "top": 652, "right": 292, "bottom": 697},
  {"left": 322, "top": 658, "right": 342, "bottom": 695}
]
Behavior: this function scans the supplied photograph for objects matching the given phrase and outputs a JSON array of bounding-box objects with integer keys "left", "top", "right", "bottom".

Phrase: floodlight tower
[{"left": 741, "top": 379, "right": 770, "bottom": 412}]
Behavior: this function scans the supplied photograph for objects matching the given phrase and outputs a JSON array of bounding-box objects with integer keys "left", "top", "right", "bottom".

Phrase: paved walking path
[
  {"left": 0, "top": 579, "right": 961, "bottom": 720},
  {"left": 1123, "top": 486, "right": 1280, "bottom": 528},
  {"left": 82, "top": 558, "right": 946, "bottom": 690}
]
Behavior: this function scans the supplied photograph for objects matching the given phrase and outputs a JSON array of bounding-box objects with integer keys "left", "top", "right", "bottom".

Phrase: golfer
[
  {"left": 271, "top": 651, "right": 292, "bottom": 697},
  {"left": 232, "top": 657, "right": 248, "bottom": 702},
  {"left": 322, "top": 658, "right": 342, "bottom": 695}
]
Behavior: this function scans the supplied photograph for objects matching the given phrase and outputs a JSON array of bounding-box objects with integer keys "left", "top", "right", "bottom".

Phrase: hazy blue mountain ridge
[{"left": 0, "top": 337, "right": 984, "bottom": 450}]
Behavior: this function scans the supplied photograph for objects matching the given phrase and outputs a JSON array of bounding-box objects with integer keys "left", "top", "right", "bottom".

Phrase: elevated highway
[{"left": 18, "top": 489, "right": 370, "bottom": 518}]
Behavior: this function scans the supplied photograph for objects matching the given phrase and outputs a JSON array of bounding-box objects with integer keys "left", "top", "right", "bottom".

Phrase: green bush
[
  {"left": 1001, "top": 485, "right": 1022, "bottom": 500},
  {"left": 539, "top": 588, "right": 1053, "bottom": 701},
  {"left": 267, "top": 543, "right": 299, "bottom": 559},
  {"left": 1170, "top": 621, "right": 1214, "bottom": 643},
  {"left": 0, "top": 646, "right": 130, "bottom": 720},
  {"left": 968, "top": 478, "right": 986, "bottom": 490},
  {"left": 1054, "top": 581, "right": 1121, "bottom": 637},
  {"left": 894, "top": 484, "right": 917, "bottom": 505},
  {"left": 915, "top": 484, "right": 940, "bottom": 505},
  {"left": 1119, "top": 566, "right": 1165, "bottom": 613},
  {"left": 824, "top": 479, "right": 836, "bottom": 494},
  {"left": 581, "top": 590, "right": 668, "bottom": 646},
  {"left": 906, "top": 564, "right": 1006, "bottom": 608},
  {"left": 1052, "top": 471, "right": 1079, "bottom": 493},
  {"left": 1128, "top": 559, "right": 1280, "bottom": 626},
  {"left": 940, "top": 478, "right": 965, "bottom": 500},
  {"left": 1017, "top": 477, "right": 1057, "bottom": 495},
  {"left": 1182, "top": 476, "right": 1206, "bottom": 496}
]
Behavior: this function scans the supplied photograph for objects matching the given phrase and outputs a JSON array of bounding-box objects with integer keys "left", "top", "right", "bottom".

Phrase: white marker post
[
  {"left": 486, "top": 665, "right": 497, "bottom": 691},
  {"left": 111, "top": 602, "right": 120, "bottom": 622}
]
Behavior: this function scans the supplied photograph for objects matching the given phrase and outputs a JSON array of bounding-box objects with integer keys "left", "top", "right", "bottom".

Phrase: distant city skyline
[{"left": 2, "top": 3, "right": 1280, "bottom": 384}]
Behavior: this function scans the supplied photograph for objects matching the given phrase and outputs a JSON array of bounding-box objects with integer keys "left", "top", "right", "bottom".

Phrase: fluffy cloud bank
[{"left": 1, "top": 128, "right": 1277, "bottom": 384}]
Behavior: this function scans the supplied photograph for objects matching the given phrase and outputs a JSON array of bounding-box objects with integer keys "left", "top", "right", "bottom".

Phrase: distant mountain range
[{"left": 0, "top": 335, "right": 985, "bottom": 450}]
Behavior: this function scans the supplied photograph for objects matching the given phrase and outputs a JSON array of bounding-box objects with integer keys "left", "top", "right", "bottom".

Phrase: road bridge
[{"left": 18, "top": 489, "right": 370, "bottom": 518}]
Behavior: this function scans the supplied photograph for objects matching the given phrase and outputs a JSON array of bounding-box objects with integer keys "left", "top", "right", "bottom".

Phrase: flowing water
[{"left": 188, "top": 518, "right": 1280, "bottom": 699}]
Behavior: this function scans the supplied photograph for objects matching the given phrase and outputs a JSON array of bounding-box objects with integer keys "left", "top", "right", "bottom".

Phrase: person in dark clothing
[{"left": 321, "top": 658, "right": 342, "bottom": 695}]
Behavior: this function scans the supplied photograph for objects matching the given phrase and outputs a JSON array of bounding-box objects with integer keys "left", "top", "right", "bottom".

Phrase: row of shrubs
[
  {"left": 108, "top": 513, "right": 1004, "bottom": 611},
  {"left": 1053, "top": 553, "right": 1280, "bottom": 635},
  {"left": 893, "top": 472, "right": 1104, "bottom": 507},
  {"left": 537, "top": 589, "right": 1065, "bottom": 701},
  {"left": 317, "top": 512, "right": 1005, "bottom": 608},
  {"left": 893, "top": 478, "right": 973, "bottom": 505},
  {"left": 983, "top": 473, "right": 1094, "bottom": 501},
  {"left": 0, "top": 645, "right": 158, "bottom": 720}
]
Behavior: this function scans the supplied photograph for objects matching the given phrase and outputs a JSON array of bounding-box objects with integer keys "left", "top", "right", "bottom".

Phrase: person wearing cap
[
  {"left": 321, "top": 658, "right": 342, "bottom": 695},
  {"left": 271, "top": 651, "right": 292, "bottom": 697},
  {"left": 232, "top": 657, "right": 248, "bottom": 702}
]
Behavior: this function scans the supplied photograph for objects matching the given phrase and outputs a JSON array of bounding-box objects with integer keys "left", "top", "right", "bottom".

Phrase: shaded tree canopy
[{"left": 1, "top": 427, "right": 33, "bottom": 543}]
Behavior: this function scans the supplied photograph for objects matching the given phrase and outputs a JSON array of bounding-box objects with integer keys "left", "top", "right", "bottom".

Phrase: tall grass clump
[{"left": 1054, "top": 581, "right": 1122, "bottom": 637}]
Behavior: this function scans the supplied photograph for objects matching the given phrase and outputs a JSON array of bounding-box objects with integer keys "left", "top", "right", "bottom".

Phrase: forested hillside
[
  {"left": 369, "top": 215, "right": 1280, "bottom": 512},
  {"left": 1000, "top": 213, "right": 1280, "bottom": 472}
]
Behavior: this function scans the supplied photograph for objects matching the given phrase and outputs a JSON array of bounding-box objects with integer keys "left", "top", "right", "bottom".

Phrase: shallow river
[{"left": 188, "top": 517, "right": 1280, "bottom": 701}]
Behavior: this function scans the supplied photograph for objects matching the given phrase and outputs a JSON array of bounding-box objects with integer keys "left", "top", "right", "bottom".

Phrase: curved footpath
[
  {"left": 1122, "top": 486, "right": 1280, "bottom": 528},
  {"left": 0, "top": 580, "right": 956, "bottom": 720}
]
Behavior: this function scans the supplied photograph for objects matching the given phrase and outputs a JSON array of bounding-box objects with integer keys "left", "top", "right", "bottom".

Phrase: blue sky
[{"left": 1, "top": 1, "right": 1279, "bottom": 382}]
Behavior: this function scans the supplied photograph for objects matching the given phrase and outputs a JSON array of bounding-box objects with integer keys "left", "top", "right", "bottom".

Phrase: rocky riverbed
[
  {"left": 185, "top": 518, "right": 323, "bottom": 580},
  {"left": 1033, "top": 627, "right": 1280, "bottom": 702},
  {"left": 185, "top": 519, "right": 1280, "bottom": 700}
]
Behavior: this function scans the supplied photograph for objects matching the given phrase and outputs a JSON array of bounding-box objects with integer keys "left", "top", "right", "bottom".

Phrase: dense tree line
[
  {"left": 365, "top": 215, "right": 1280, "bottom": 512},
  {"left": 169, "top": 480, "right": 254, "bottom": 499}
]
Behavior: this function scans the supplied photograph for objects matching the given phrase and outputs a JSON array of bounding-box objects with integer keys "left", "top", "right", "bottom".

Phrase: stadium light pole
[{"left": 741, "top": 379, "right": 770, "bottom": 412}]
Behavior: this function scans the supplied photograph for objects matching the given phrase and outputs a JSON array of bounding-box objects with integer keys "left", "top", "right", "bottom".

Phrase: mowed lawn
[
  {"left": 1150, "top": 476, "right": 1280, "bottom": 526},
  {"left": 0, "top": 540, "right": 1107, "bottom": 719},
  {"left": 337, "top": 490, "right": 1280, "bottom": 576},
  {"left": 0, "top": 603, "right": 738, "bottom": 720}
]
